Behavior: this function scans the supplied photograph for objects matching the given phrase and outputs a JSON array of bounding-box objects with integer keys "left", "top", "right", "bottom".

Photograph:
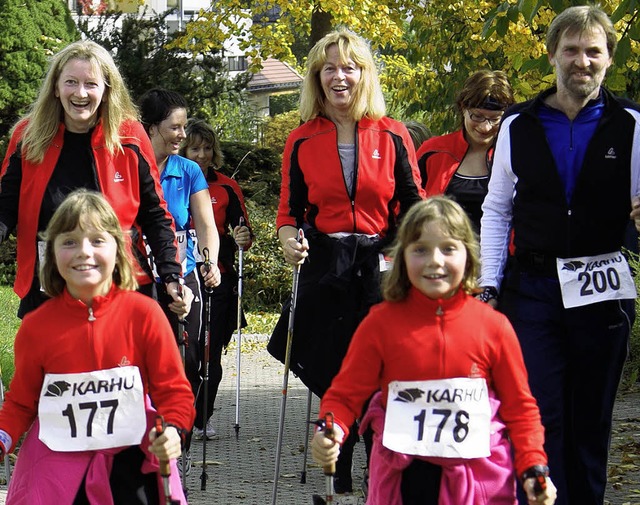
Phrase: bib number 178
[{"left": 414, "top": 408, "right": 470, "bottom": 443}]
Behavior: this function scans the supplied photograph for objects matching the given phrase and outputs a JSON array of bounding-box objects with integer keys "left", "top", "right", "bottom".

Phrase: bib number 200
[
  {"left": 578, "top": 268, "right": 620, "bottom": 296},
  {"left": 414, "top": 408, "right": 469, "bottom": 443},
  {"left": 61, "top": 399, "right": 119, "bottom": 438}
]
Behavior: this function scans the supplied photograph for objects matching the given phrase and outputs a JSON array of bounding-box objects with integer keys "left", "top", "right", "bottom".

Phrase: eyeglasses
[{"left": 467, "top": 111, "right": 503, "bottom": 126}]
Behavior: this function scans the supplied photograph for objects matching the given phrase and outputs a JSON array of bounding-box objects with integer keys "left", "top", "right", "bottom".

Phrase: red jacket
[
  {"left": 416, "top": 129, "right": 469, "bottom": 196},
  {"left": 1, "top": 119, "right": 180, "bottom": 297},
  {"left": 0, "top": 286, "right": 195, "bottom": 453},
  {"left": 277, "top": 116, "right": 425, "bottom": 236},
  {"left": 320, "top": 287, "right": 547, "bottom": 476},
  {"left": 205, "top": 171, "right": 252, "bottom": 270}
]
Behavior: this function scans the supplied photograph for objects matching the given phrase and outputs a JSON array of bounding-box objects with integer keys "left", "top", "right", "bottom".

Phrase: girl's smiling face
[
  {"left": 54, "top": 224, "right": 117, "bottom": 304},
  {"left": 403, "top": 220, "right": 467, "bottom": 299}
]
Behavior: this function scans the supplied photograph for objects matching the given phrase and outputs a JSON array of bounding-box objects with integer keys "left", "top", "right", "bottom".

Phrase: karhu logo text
[
  {"left": 114, "top": 172, "right": 125, "bottom": 183},
  {"left": 372, "top": 149, "right": 381, "bottom": 160},
  {"left": 43, "top": 373, "right": 138, "bottom": 397},
  {"left": 605, "top": 147, "right": 616, "bottom": 159}
]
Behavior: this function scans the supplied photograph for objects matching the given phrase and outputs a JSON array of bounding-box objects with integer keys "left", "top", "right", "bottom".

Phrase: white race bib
[
  {"left": 189, "top": 229, "right": 202, "bottom": 263},
  {"left": 176, "top": 230, "right": 189, "bottom": 271},
  {"left": 38, "top": 366, "right": 146, "bottom": 452},
  {"left": 556, "top": 251, "right": 637, "bottom": 309},
  {"left": 383, "top": 377, "right": 491, "bottom": 459}
]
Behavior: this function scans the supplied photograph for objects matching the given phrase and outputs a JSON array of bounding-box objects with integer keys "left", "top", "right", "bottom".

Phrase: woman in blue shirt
[{"left": 139, "top": 88, "right": 221, "bottom": 474}]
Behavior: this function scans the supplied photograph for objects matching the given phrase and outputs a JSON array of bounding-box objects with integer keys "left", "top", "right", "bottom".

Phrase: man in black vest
[{"left": 479, "top": 5, "right": 640, "bottom": 505}]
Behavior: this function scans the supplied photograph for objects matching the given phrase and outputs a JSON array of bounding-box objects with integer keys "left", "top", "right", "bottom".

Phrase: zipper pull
[
  {"left": 436, "top": 306, "right": 443, "bottom": 316},
  {"left": 88, "top": 307, "right": 96, "bottom": 322}
]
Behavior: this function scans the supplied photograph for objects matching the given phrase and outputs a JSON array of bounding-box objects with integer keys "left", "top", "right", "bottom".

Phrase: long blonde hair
[
  {"left": 383, "top": 197, "right": 480, "bottom": 302},
  {"left": 19, "top": 40, "right": 138, "bottom": 163},
  {"left": 39, "top": 189, "right": 138, "bottom": 297},
  {"left": 299, "top": 28, "right": 386, "bottom": 122}
]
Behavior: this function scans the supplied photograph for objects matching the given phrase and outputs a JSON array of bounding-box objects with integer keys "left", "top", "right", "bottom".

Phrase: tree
[
  {"left": 170, "top": 0, "right": 640, "bottom": 135},
  {"left": 76, "top": 9, "right": 249, "bottom": 118},
  {"left": 0, "top": 0, "right": 78, "bottom": 157}
]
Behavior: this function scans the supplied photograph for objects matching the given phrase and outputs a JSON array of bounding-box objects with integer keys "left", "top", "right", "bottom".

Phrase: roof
[{"left": 247, "top": 58, "right": 303, "bottom": 93}]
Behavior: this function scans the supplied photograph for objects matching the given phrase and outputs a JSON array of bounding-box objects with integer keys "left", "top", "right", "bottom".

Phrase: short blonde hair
[
  {"left": 39, "top": 189, "right": 138, "bottom": 297},
  {"left": 19, "top": 40, "right": 138, "bottom": 163},
  {"left": 382, "top": 196, "right": 480, "bottom": 301},
  {"left": 299, "top": 28, "right": 386, "bottom": 122}
]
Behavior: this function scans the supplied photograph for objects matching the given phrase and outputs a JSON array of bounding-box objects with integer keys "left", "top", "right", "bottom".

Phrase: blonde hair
[
  {"left": 382, "top": 196, "right": 480, "bottom": 301},
  {"left": 299, "top": 28, "right": 386, "bottom": 122},
  {"left": 39, "top": 189, "right": 138, "bottom": 297},
  {"left": 19, "top": 40, "right": 138, "bottom": 163}
]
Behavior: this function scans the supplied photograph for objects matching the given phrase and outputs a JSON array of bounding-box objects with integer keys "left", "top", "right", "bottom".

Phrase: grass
[{"left": 0, "top": 286, "right": 19, "bottom": 390}]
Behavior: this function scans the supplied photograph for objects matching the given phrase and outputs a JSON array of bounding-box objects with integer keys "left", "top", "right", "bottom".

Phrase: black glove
[{"left": 521, "top": 464, "right": 549, "bottom": 496}]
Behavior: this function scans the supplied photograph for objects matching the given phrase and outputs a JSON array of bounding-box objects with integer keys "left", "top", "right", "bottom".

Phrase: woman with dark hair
[
  {"left": 180, "top": 118, "right": 253, "bottom": 440},
  {"left": 416, "top": 70, "right": 515, "bottom": 231},
  {"left": 139, "top": 88, "right": 221, "bottom": 473}
]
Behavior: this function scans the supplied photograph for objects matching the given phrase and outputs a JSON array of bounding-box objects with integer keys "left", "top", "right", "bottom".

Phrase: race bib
[
  {"left": 38, "top": 241, "right": 46, "bottom": 292},
  {"left": 176, "top": 230, "right": 189, "bottom": 270},
  {"left": 556, "top": 251, "right": 637, "bottom": 309},
  {"left": 383, "top": 377, "right": 491, "bottom": 459},
  {"left": 189, "top": 229, "right": 202, "bottom": 263},
  {"left": 38, "top": 366, "right": 146, "bottom": 452}
]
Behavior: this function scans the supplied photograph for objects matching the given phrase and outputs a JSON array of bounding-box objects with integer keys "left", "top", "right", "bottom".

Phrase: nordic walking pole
[
  {"left": 300, "top": 389, "right": 313, "bottom": 484},
  {"left": 321, "top": 413, "right": 336, "bottom": 504},
  {"left": 175, "top": 286, "right": 189, "bottom": 494},
  {"left": 200, "top": 247, "right": 213, "bottom": 491},
  {"left": 311, "top": 412, "right": 336, "bottom": 505},
  {"left": 234, "top": 217, "right": 245, "bottom": 439},
  {"left": 271, "top": 229, "right": 304, "bottom": 505},
  {"left": 155, "top": 416, "right": 181, "bottom": 505}
]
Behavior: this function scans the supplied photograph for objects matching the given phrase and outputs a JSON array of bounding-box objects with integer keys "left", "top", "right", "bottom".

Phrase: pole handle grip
[
  {"left": 155, "top": 416, "right": 171, "bottom": 477},
  {"left": 322, "top": 412, "right": 336, "bottom": 476}
]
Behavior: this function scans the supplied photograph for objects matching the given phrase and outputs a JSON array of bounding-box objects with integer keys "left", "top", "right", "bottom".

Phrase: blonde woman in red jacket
[
  {"left": 269, "top": 28, "right": 424, "bottom": 494},
  {"left": 0, "top": 190, "right": 194, "bottom": 504},
  {"left": 0, "top": 40, "right": 189, "bottom": 319}
]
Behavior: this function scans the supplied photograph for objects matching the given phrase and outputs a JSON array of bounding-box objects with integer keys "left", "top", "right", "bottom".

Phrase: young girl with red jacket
[
  {"left": 0, "top": 190, "right": 194, "bottom": 504},
  {"left": 311, "top": 196, "right": 556, "bottom": 505}
]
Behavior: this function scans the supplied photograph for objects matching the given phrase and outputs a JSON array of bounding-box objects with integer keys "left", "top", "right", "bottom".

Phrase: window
[{"left": 228, "top": 56, "right": 248, "bottom": 72}]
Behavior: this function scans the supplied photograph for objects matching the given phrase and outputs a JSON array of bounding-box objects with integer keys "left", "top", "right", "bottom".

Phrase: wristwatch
[{"left": 477, "top": 286, "right": 499, "bottom": 303}]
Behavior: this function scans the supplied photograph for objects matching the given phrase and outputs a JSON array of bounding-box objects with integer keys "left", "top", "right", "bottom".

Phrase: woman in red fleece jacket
[
  {"left": 311, "top": 196, "right": 556, "bottom": 505},
  {"left": 0, "top": 190, "right": 194, "bottom": 504},
  {"left": 415, "top": 70, "right": 514, "bottom": 232}
]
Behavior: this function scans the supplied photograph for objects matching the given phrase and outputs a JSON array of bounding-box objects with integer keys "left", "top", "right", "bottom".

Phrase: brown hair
[
  {"left": 180, "top": 118, "right": 224, "bottom": 170},
  {"left": 382, "top": 196, "right": 480, "bottom": 302},
  {"left": 455, "top": 69, "right": 514, "bottom": 119},
  {"left": 39, "top": 189, "right": 138, "bottom": 297}
]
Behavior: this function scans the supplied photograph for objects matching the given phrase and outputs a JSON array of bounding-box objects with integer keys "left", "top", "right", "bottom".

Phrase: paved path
[{"left": 0, "top": 337, "right": 638, "bottom": 504}]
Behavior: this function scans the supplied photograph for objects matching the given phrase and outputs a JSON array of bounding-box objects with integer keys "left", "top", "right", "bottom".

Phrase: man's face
[{"left": 549, "top": 25, "right": 612, "bottom": 101}]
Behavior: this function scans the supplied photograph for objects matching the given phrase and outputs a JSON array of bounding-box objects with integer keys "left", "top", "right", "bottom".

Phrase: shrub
[{"left": 242, "top": 201, "right": 290, "bottom": 313}]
